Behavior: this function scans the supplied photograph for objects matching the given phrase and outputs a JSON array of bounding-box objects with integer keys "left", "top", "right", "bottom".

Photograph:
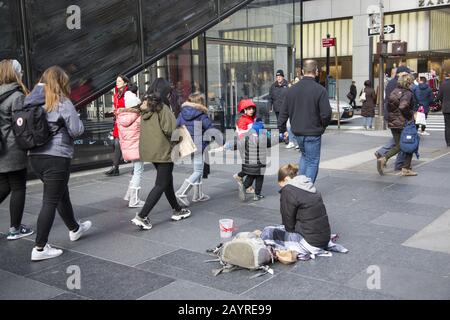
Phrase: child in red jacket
[{"left": 233, "top": 99, "right": 267, "bottom": 201}]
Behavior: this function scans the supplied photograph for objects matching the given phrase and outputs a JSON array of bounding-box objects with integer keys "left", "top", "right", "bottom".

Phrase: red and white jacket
[{"left": 236, "top": 114, "right": 256, "bottom": 139}]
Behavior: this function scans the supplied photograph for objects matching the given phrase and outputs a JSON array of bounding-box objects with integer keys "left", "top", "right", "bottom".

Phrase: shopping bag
[
  {"left": 176, "top": 125, "right": 198, "bottom": 159},
  {"left": 415, "top": 111, "right": 426, "bottom": 126}
]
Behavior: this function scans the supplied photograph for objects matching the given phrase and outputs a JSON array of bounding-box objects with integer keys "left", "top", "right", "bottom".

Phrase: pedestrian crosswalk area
[{"left": 426, "top": 114, "right": 445, "bottom": 132}]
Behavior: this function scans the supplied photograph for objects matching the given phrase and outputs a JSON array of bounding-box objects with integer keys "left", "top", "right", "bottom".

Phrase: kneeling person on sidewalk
[{"left": 278, "top": 164, "right": 331, "bottom": 249}]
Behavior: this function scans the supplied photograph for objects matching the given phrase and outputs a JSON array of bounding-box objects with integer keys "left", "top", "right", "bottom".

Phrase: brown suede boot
[
  {"left": 377, "top": 157, "right": 386, "bottom": 175},
  {"left": 401, "top": 168, "right": 418, "bottom": 176}
]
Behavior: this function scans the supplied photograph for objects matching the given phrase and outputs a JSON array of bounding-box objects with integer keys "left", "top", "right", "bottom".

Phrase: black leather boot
[{"left": 105, "top": 166, "right": 119, "bottom": 176}]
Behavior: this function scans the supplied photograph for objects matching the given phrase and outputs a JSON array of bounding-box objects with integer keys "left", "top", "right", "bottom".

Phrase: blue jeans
[
  {"left": 377, "top": 138, "right": 405, "bottom": 170},
  {"left": 130, "top": 161, "right": 145, "bottom": 188},
  {"left": 364, "top": 117, "right": 374, "bottom": 128},
  {"left": 186, "top": 152, "right": 204, "bottom": 184},
  {"left": 288, "top": 127, "right": 295, "bottom": 144},
  {"left": 294, "top": 135, "right": 322, "bottom": 183}
]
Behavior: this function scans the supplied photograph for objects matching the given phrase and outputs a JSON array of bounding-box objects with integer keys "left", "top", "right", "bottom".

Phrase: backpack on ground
[
  {"left": 400, "top": 121, "right": 420, "bottom": 156},
  {"left": 0, "top": 88, "right": 21, "bottom": 155},
  {"left": 205, "top": 232, "right": 274, "bottom": 278},
  {"left": 12, "top": 104, "right": 58, "bottom": 151}
]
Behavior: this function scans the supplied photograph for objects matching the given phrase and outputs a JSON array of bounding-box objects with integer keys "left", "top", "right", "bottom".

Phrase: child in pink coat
[{"left": 117, "top": 90, "right": 145, "bottom": 208}]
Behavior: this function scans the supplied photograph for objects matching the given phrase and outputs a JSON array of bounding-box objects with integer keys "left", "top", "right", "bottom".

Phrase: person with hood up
[
  {"left": 0, "top": 59, "right": 34, "bottom": 241},
  {"left": 117, "top": 90, "right": 146, "bottom": 208},
  {"left": 233, "top": 99, "right": 267, "bottom": 201},
  {"left": 175, "top": 92, "right": 213, "bottom": 206},
  {"left": 278, "top": 164, "right": 331, "bottom": 250},
  {"left": 413, "top": 76, "right": 434, "bottom": 136}
]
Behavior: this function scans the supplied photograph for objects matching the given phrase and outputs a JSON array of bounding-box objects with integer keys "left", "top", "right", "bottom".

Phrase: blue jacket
[
  {"left": 414, "top": 83, "right": 433, "bottom": 113},
  {"left": 176, "top": 102, "right": 212, "bottom": 152},
  {"left": 27, "top": 84, "right": 84, "bottom": 159}
]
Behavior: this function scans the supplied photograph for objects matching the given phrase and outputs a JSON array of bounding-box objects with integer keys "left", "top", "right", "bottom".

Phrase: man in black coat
[
  {"left": 438, "top": 72, "right": 450, "bottom": 147},
  {"left": 268, "top": 69, "right": 289, "bottom": 122},
  {"left": 278, "top": 60, "right": 332, "bottom": 183},
  {"left": 349, "top": 81, "right": 357, "bottom": 108}
]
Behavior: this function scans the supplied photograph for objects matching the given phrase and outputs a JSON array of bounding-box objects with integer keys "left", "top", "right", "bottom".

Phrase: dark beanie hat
[{"left": 276, "top": 70, "right": 285, "bottom": 77}]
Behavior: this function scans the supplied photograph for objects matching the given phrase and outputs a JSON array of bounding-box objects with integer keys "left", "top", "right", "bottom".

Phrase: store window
[
  {"left": 293, "top": 18, "right": 353, "bottom": 59},
  {"left": 73, "top": 37, "right": 204, "bottom": 167}
]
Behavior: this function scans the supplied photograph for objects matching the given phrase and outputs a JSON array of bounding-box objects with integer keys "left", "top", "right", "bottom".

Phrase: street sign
[
  {"left": 322, "top": 37, "right": 336, "bottom": 48},
  {"left": 368, "top": 24, "right": 396, "bottom": 36}
]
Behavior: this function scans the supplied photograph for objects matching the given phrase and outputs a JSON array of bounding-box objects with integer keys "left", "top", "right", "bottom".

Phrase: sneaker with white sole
[
  {"left": 286, "top": 142, "right": 295, "bottom": 149},
  {"left": 131, "top": 214, "right": 153, "bottom": 230},
  {"left": 31, "top": 244, "right": 63, "bottom": 261},
  {"left": 171, "top": 208, "right": 191, "bottom": 221},
  {"left": 7, "top": 225, "right": 34, "bottom": 241},
  {"left": 69, "top": 221, "right": 92, "bottom": 242}
]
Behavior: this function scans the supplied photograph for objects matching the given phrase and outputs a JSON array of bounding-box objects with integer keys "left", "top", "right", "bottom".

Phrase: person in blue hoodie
[
  {"left": 175, "top": 92, "right": 213, "bottom": 206},
  {"left": 27, "top": 66, "right": 91, "bottom": 262},
  {"left": 413, "top": 76, "right": 434, "bottom": 135}
]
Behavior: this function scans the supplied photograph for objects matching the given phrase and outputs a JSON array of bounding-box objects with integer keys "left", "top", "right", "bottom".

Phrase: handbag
[
  {"left": 176, "top": 125, "right": 197, "bottom": 159},
  {"left": 346, "top": 92, "right": 354, "bottom": 100},
  {"left": 360, "top": 90, "right": 367, "bottom": 102}
]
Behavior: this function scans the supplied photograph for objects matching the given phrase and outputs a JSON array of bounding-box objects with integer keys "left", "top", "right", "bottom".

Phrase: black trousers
[
  {"left": 139, "top": 163, "right": 181, "bottom": 218},
  {"left": 444, "top": 113, "right": 450, "bottom": 146},
  {"left": 243, "top": 175, "right": 264, "bottom": 195},
  {"left": 0, "top": 169, "right": 27, "bottom": 229},
  {"left": 113, "top": 138, "right": 122, "bottom": 167},
  {"left": 30, "top": 156, "right": 79, "bottom": 247}
]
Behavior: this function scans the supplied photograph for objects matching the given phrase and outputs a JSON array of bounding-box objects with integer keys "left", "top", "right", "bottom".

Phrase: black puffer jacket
[
  {"left": 268, "top": 79, "right": 289, "bottom": 113},
  {"left": 238, "top": 133, "right": 267, "bottom": 176},
  {"left": 387, "top": 88, "right": 414, "bottom": 129},
  {"left": 280, "top": 176, "right": 331, "bottom": 248}
]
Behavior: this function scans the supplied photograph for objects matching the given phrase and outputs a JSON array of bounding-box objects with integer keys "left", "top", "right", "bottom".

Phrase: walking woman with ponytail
[{"left": 28, "top": 66, "right": 91, "bottom": 261}]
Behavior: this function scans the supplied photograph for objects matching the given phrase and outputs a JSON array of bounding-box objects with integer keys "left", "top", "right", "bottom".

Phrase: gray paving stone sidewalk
[{"left": 1, "top": 130, "right": 450, "bottom": 300}]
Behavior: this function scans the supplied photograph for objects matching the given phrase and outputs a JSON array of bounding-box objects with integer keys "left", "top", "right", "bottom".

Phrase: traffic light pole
[
  {"left": 326, "top": 34, "right": 330, "bottom": 91},
  {"left": 377, "top": 0, "right": 385, "bottom": 130}
]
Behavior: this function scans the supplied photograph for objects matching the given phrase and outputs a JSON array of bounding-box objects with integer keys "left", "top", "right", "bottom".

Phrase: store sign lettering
[{"left": 419, "top": 0, "right": 450, "bottom": 8}]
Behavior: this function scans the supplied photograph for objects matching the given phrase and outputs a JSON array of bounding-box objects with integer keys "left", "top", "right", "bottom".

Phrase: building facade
[{"left": 9, "top": 0, "right": 448, "bottom": 169}]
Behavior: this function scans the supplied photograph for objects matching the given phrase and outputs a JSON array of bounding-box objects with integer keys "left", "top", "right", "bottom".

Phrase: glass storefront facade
[
  {"left": 34, "top": 1, "right": 450, "bottom": 169},
  {"left": 73, "top": 0, "right": 302, "bottom": 168}
]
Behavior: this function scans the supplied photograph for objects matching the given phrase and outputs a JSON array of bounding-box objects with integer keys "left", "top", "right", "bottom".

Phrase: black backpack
[
  {"left": 12, "top": 102, "right": 55, "bottom": 151},
  {"left": 0, "top": 88, "right": 21, "bottom": 155}
]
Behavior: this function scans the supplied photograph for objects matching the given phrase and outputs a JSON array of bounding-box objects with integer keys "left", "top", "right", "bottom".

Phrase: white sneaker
[
  {"left": 131, "top": 214, "right": 153, "bottom": 230},
  {"left": 69, "top": 221, "right": 92, "bottom": 242},
  {"left": 31, "top": 244, "right": 63, "bottom": 261},
  {"left": 286, "top": 142, "right": 295, "bottom": 149}
]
